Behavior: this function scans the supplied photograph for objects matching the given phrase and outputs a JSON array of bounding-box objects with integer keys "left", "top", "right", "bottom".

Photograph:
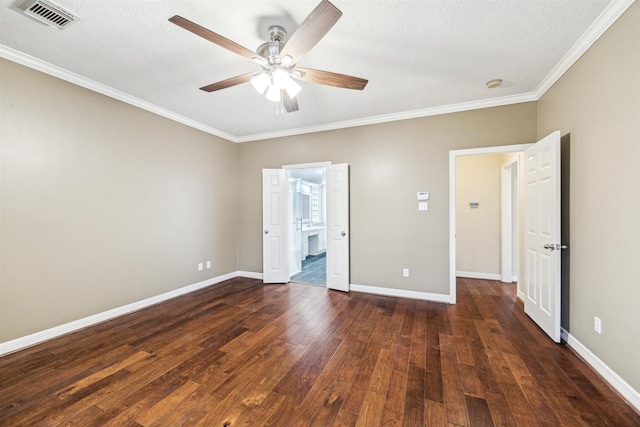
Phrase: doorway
[
  {"left": 288, "top": 167, "right": 327, "bottom": 287},
  {"left": 263, "top": 163, "right": 350, "bottom": 291},
  {"left": 449, "top": 144, "right": 532, "bottom": 303}
]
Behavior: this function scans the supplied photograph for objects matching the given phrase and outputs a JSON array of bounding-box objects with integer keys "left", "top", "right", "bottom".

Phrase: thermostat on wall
[{"left": 417, "top": 191, "right": 430, "bottom": 200}]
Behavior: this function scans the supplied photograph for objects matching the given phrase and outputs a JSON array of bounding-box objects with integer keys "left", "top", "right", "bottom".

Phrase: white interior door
[
  {"left": 262, "top": 169, "right": 289, "bottom": 283},
  {"left": 326, "top": 163, "right": 350, "bottom": 292},
  {"left": 523, "top": 131, "right": 561, "bottom": 342}
]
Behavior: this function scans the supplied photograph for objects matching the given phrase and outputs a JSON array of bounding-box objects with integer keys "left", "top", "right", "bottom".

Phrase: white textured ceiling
[{"left": 0, "top": 0, "right": 627, "bottom": 142}]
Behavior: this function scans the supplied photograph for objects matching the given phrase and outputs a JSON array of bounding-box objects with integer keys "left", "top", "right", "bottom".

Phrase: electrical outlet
[
  {"left": 594, "top": 316, "right": 602, "bottom": 334},
  {"left": 206, "top": 261, "right": 211, "bottom": 269},
  {"left": 198, "top": 263, "right": 203, "bottom": 271},
  {"left": 403, "top": 268, "right": 409, "bottom": 277}
]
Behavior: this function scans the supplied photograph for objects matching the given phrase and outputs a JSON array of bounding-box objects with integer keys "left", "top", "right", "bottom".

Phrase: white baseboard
[
  {"left": 561, "top": 327, "right": 640, "bottom": 412},
  {"left": 237, "top": 271, "right": 263, "bottom": 280},
  {"left": 350, "top": 284, "right": 452, "bottom": 304},
  {"left": 512, "top": 275, "right": 518, "bottom": 282},
  {"left": 0, "top": 271, "right": 244, "bottom": 356},
  {"left": 237, "top": 274, "right": 452, "bottom": 303},
  {"left": 517, "top": 289, "right": 526, "bottom": 301},
  {"left": 456, "top": 271, "right": 501, "bottom": 280}
]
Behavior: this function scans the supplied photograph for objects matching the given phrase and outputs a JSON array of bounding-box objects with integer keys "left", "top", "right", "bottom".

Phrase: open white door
[
  {"left": 524, "top": 131, "right": 562, "bottom": 342},
  {"left": 326, "top": 163, "right": 349, "bottom": 292},
  {"left": 262, "top": 169, "right": 289, "bottom": 283}
]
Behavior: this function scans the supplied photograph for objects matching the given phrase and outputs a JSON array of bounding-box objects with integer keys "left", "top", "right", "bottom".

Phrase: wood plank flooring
[{"left": 1, "top": 277, "right": 639, "bottom": 426}]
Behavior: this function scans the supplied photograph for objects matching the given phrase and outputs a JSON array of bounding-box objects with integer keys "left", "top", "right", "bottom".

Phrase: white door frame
[
  {"left": 449, "top": 144, "right": 532, "bottom": 303},
  {"left": 284, "top": 162, "right": 332, "bottom": 280},
  {"left": 283, "top": 161, "right": 333, "bottom": 172},
  {"left": 501, "top": 156, "right": 521, "bottom": 283}
]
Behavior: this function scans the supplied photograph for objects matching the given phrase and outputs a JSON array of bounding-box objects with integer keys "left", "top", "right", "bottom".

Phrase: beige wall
[
  {"left": 537, "top": 2, "right": 640, "bottom": 392},
  {"left": 0, "top": 59, "right": 239, "bottom": 342},
  {"left": 237, "top": 103, "right": 537, "bottom": 295},
  {"left": 455, "top": 154, "right": 503, "bottom": 276}
]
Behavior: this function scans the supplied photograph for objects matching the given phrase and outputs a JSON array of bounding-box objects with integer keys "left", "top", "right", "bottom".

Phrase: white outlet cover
[
  {"left": 206, "top": 261, "right": 211, "bottom": 269},
  {"left": 198, "top": 263, "right": 203, "bottom": 271}
]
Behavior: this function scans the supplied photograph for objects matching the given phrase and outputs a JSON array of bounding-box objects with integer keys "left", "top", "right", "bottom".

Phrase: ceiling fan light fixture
[
  {"left": 285, "top": 79, "right": 302, "bottom": 99},
  {"left": 272, "top": 68, "right": 301, "bottom": 99},
  {"left": 265, "top": 84, "right": 281, "bottom": 102},
  {"left": 273, "top": 68, "right": 292, "bottom": 89},
  {"left": 251, "top": 73, "right": 270, "bottom": 94}
]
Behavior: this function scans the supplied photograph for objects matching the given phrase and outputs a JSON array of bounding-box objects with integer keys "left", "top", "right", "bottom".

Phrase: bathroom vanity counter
[{"left": 302, "top": 226, "right": 326, "bottom": 257}]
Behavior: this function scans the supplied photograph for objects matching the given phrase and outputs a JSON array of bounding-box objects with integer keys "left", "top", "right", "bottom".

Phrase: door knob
[
  {"left": 341, "top": 231, "right": 346, "bottom": 237},
  {"left": 543, "top": 243, "right": 568, "bottom": 251},
  {"left": 264, "top": 229, "right": 269, "bottom": 234}
]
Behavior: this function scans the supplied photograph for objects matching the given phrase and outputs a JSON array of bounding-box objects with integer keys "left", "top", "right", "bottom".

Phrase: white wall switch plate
[
  {"left": 206, "top": 261, "right": 211, "bottom": 269},
  {"left": 198, "top": 263, "right": 203, "bottom": 271},
  {"left": 403, "top": 268, "right": 409, "bottom": 277},
  {"left": 594, "top": 316, "right": 602, "bottom": 334}
]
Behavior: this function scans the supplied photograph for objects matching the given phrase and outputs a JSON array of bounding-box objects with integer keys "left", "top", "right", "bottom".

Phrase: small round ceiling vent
[{"left": 486, "top": 79, "right": 503, "bottom": 89}]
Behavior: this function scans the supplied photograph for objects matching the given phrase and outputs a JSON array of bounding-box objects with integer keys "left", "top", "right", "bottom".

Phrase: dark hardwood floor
[{"left": 1, "top": 277, "right": 639, "bottom": 426}]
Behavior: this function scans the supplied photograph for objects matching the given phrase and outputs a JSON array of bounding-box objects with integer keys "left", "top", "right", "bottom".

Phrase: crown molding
[
  {"left": 0, "top": 45, "right": 238, "bottom": 142},
  {"left": 534, "top": 0, "right": 635, "bottom": 98},
  {"left": 2, "top": 0, "right": 633, "bottom": 144},
  {"left": 234, "top": 92, "right": 538, "bottom": 143}
]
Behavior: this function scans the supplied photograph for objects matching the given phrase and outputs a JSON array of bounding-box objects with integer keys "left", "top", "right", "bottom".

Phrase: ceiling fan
[{"left": 169, "top": 0, "right": 368, "bottom": 114}]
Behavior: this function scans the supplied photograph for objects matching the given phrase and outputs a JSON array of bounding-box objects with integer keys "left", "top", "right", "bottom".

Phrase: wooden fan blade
[
  {"left": 294, "top": 67, "right": 368, "bottom": 90},
  {"left": 283, "top": 91, "right": 299, "bottom": 113},
  {"left": 200, "top": 72, "right": 261, "bottom": 92},
  {"left": 169, "top": 15, "right": 263, "bottom": 63},
  {"left": 279, "top": 0, "right": 342, "bottom": 65}
]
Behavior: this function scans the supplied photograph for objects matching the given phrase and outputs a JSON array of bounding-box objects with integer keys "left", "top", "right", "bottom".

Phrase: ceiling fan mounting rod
[
  {"left": 256, "top": 25, "right": 293, "bottom": 69},
  {"left": 268, "top": 25, "right": 286, "bottom": 43}
]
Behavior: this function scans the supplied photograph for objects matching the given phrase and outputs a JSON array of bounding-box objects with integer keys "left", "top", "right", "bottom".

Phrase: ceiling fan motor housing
[{"left": 257, "top": 25, "right": 287, "bottom": 63}]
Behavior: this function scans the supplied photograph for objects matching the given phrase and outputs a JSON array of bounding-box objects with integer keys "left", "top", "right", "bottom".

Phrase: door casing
[
  {"left": 263, "top": 161, "right": 350, "bottom": 289},
  {"left": 501, "top": 156, "right": 521, "bottom": 284},
  {"left": 449, "top": 144, "right": 533, "bottom": 303}
]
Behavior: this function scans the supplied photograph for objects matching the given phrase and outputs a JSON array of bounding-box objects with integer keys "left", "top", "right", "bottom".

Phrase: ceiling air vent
[{"left": 22, "top": 0, "right": 79, "bottom": 29}]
